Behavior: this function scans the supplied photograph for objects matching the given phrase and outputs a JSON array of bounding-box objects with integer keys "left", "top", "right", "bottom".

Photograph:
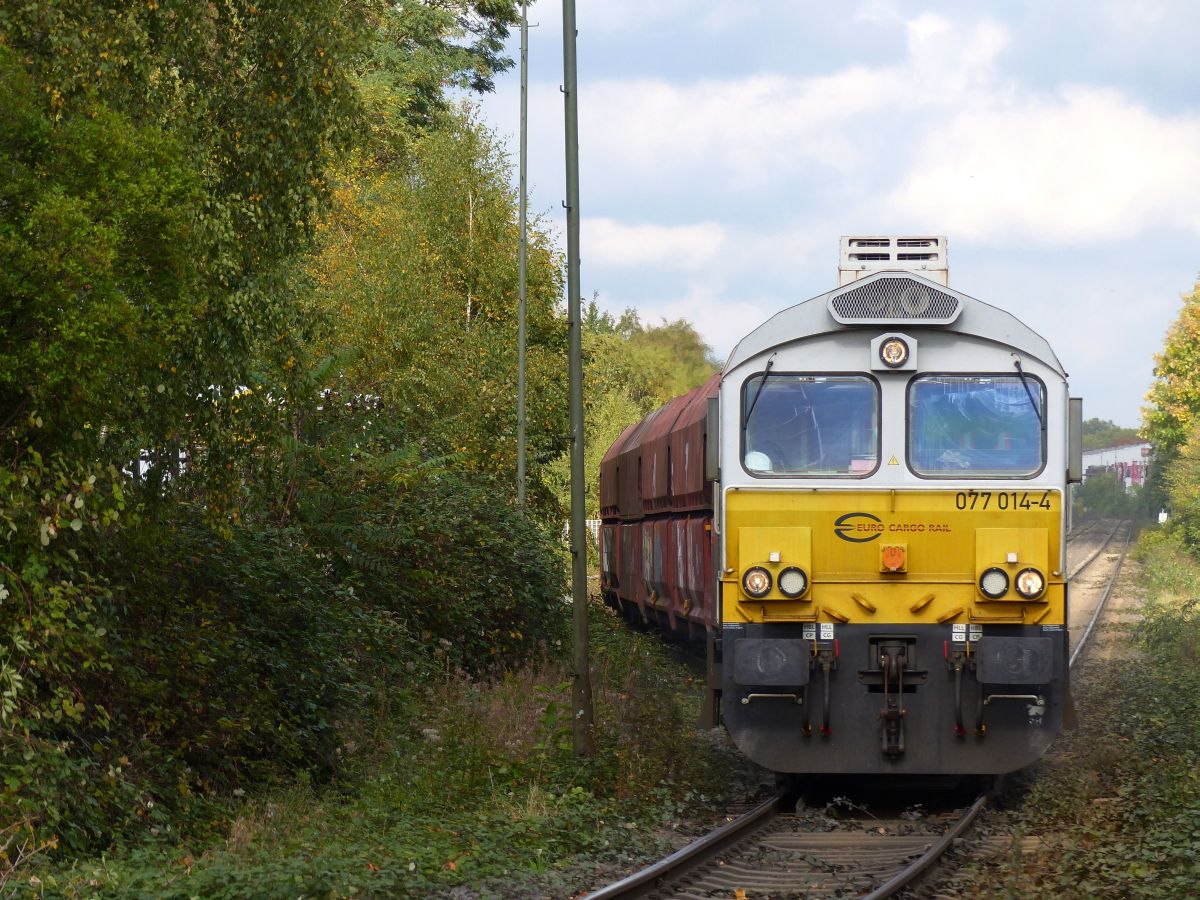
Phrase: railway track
[
  {"left": 1066, "top": 518, "right": 1124, "bottom": 580},
  {"left": 1066, "top": 517, "right": 1097, "bottom": 539},
  {"left": 582, "top": 522, "right": 1132, "bottom": 900},
  {"left": 583, "top": 788, "right": 986, "bottom": 900},
  {"left": 1069, "top": 520, "right": 1132, "bottom": 667}
]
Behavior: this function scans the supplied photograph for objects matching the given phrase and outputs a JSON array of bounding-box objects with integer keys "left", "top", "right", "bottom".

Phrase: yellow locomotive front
[{"left": 714, "top": 238, "right": 1081, "bottom": 774}]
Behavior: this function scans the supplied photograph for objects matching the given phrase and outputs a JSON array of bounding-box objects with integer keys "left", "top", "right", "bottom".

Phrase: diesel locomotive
[{"left": 598, "top": 236, "right": 1084, "bottom": 774}]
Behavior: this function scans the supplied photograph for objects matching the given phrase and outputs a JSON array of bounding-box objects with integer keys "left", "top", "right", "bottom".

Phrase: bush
[
  {"left": 27, "top": 602, "right": 744, "bottom": 899},
  {"left": 1134, "top": 529, "right": 1200, "bottom": 668},
  {"left": 293, "top": 444, "right": 570, "bottom": 674},
  {"left": 1075, "top": 471, "right": 1140, "bottom": 519},
  {"left": 2, "top": 506, "right": 403, "bottom": 854},
  {"left": 2, "top": 453, "right": 567, "bottom": 858}
]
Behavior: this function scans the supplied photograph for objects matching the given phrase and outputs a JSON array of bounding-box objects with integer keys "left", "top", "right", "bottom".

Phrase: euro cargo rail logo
[{"left": 834, "top": 512, "right": 883, "bottom": 543}]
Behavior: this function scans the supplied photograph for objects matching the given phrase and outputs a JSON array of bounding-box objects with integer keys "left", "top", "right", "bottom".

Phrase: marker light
[
  {"left": 778, "top": 566, "right": 809, "bottom": 598},
  {"left": 979, "top": 567, "right": 1010, "bottom": 599},
  {"left": 881, "top": 544, "right": 906, "bottom": 572},
  {"left": 1015, "top": 567, "right": 1046, "bottom": 599},
  {"left": 742, "top": 566, "right": 773, "bottom": 598},
  {"left": 879, "top": 337, "right": 910, "bottom": 368}
]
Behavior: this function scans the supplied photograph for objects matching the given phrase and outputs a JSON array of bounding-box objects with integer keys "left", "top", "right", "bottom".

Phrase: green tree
[
  {"left": 1082, "top": 418, "right": 1140, "bottom": 451},
  {"left": 0, "top": 47, "right": 198, "bottom": 450},
  {"left": 0, "top": 50, "right": 201, "bottom": 847},
  {"left": 1165, "top": 420, "right": 1200, "bottom": 547},
  {"left": 1142, "top": 279, "right": 1200, "bottom": 526},
  {"left": 361, "top": 1, "right": 521, "bottom": 137},
  {"left": 1143, "top": 280, "right": 1200, "bottom": 460},
  {"left": 301, "top": 112, "right": 569, "bottom": 512},
  {"left": 0, "top": 1, "right": 379, "bottom": 510},
  {"left": 1076, "top": 472, "right": 1138, "bottom": 520},
  {"left": 549, "top": 302, "right": 718, "bottom": 518},
  {"left": 583, "top": 301, "right": 718, "bottom": 411},
  {"left": 0, "top": 0, "right": 541, "bottom": 857},
  {"left": 1, "top": 1, "right": 528, "bottom": 498}
]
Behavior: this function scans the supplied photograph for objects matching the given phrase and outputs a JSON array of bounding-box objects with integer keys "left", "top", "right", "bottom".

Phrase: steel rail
[
  {"left": 1067, "top": 518, "right": 1097, "bottom": 539},
  {"left": 1067, "top": 519, "right": 1122, "bottom": 580},
  {"left": 1070, "top": 521, "right": 1132, "bottom": 668},
  {"left": 860, "top": 793, "right": 989, "bottom": 900},
  {"left": 579, "top": 790, "right": 791, "bottom": 900}
]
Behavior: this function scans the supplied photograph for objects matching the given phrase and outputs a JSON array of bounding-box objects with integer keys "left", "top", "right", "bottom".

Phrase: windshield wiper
[
  {"left": 1012, "top": 355, "right": 1044, "bottom": 429},
  {"left": 743, "top": 353, "right": 777, "bottom": 429}
]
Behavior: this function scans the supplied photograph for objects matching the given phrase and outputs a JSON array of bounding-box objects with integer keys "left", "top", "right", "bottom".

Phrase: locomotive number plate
[{"left": 954, "top": 490, "right": 1054, "bottom": 511}]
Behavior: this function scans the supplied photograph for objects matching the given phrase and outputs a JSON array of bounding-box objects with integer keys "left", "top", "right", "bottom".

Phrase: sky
[{"left": 477, "top": 0, "right": 1200, "bottom": 428}]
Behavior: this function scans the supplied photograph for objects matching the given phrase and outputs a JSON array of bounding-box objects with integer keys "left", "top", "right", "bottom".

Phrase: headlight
[
  {"left": 742, "top": 566, "right": 772, "bottom": 598},
  {"left": 1014, "top": 567, "right": 1046, "bottom": 599},
  {"left": 979, "top": 566, "right": 1009, "bottom": 599},
  {"left": 778, "top": 566, "right": 809, "bottom": 598},
  {"left": 879, "top": 337, "right": 909, "bottom": 368}
]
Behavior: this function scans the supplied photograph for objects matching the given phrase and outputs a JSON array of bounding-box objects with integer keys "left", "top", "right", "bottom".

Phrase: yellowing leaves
[
  {"left": 1144, "top": 280, "right": 1200, "bottom": 454},
  {"left": 304, "top": 113, "right": 569, "bottom": 489}
]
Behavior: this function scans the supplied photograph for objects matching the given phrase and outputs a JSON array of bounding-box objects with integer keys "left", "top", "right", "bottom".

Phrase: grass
[
  {"left": 926, "top": 527, "right": 1200, "bottom": 898},
  {"left": 16, "top": 603, "right": 765, "bottom": 898}
]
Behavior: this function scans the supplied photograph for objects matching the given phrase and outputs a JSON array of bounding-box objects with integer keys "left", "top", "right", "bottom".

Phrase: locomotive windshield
[
  {"left": 742, "top": 374, "right": 879, "bottom": 476},
  {"left": 908, "top": 375, "right": 1044, "bottom": 476}
]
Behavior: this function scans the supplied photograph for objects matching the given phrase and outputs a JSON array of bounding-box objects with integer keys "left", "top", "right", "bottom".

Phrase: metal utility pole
[
  {"left": 562, "top": 0, "right": 594, "bottom": 755},
  {"left": 517, "top": 0, "right": 529, "bottom": 510}
]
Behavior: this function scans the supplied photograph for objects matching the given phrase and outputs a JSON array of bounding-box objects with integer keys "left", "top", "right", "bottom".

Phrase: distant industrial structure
[{"left": 1081, "top": 442, "right": 1151, "bottom": 491}]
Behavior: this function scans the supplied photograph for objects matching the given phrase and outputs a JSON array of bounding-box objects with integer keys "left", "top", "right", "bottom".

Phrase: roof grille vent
[
  {"left": 839, "top": 235, "right": 949, "bottom": 286},
  {"left": 828, "top": 275, "right": 962, "bottom": 325}
]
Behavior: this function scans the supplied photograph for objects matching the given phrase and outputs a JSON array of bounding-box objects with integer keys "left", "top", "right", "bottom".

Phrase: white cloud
[
  {"left": 582, "top": 216, "right": 844, "bottom": 288},
  {"left": 854, "top": 1, "right": 903, "bottom": 26},
  {"left": 567, "top": 11, "right": 1200, "bottom": 245},
  {"left": 583, "top": 218, "right": 726, "bottom": 270},
  {"left": 889, "top": 86, "right": 1200, "bottom": 242},
  {"left": 656, "top": 288, "right": 779, "bottom": 361},
  {"left": 577, "top": 15, "right": 1010, "bottom": 186}
]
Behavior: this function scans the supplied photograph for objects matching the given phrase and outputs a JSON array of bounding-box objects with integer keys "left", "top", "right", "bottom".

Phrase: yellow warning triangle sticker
[{"left": 888, "top": 455, "right": 900, "bottom": 466}]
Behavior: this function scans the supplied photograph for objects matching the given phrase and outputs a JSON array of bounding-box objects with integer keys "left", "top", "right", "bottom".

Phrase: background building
[{"left": 1082, "top": 442, "right": 1151, "bottom": 492}]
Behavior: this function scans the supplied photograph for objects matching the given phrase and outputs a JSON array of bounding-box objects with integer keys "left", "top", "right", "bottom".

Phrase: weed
[
  {"left": 899, "top": 804, "right": 925, "bottom": 821},
  {"left": 824, "top": 796, "right": 879, "bottom": 820},
  {"left": 25, "top": 602, "right": 757, "bottom": 897}
]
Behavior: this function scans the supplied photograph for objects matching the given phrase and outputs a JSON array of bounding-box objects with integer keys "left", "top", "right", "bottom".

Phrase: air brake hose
[
  {"left": 801, "top": 680, "right": 811, "bottom": 737},
  {"left": 953, "top": 663, "right": 966, "bottom": 737}
]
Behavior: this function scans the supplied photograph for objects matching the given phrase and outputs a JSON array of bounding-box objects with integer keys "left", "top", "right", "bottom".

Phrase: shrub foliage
[{"left": 0, "top": 0, "right": 569, "bottom": 866}]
